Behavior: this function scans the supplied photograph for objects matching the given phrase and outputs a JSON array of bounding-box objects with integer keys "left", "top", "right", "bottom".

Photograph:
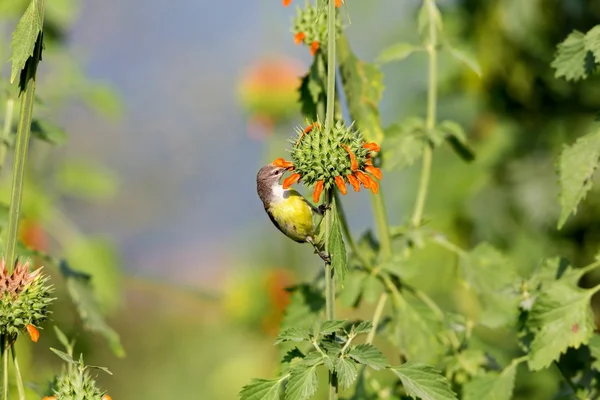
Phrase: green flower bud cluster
[
  {"left": 290, "top": 120, "right": 368, "bottom": 188},
  {"left": 0, "top": 261, "right": 53, "bottom": 337},
  {"left": 53, "top": 366, "right": 106, "bottom": 400},
  {"left": 292, "top": 4, "right": 341, "bottom": 48}
]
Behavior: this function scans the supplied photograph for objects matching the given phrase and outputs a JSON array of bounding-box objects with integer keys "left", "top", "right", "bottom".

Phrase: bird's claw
[
  {"left": 317, "top": 203, "right": 330, "bottom": 215},
  {"left": 317, "top": 250, "right": 331, "bottom": 264}
]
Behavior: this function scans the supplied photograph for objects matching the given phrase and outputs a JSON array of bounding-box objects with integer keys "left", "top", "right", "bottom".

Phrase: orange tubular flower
[
  {"left": 102, "top": 396, "right": 113, "bottom": 400},
  {"left": 313, "top": 180, "right": 324, "bottom": 202},
  {"left": 283, "top": 173, "right": 301, "bottom": 189},
  {"left": 335, "top": 0, "right": 343, "bottom": 6},
  {"left": 341, "top": 144, "right": 359, "bottom": 171},
  {"left": 355, "top": 171, "right": 371, "bottom": 188},
  {"left": 294, "top": 32, "right": 306, "bottom": 45},
  {"left": 369, "top": 179, "right": 379, "bottom": 194},
  {"left": 334, "top": 176, "right": 347, "bottom": 195},
  {"left": 26, "top": 324, "right": 39, "bottom": 343},
  {"left": 347, "top": 174, "right": 360, "bottom": 192},
  {"left": 310, "top": 41, "right": 320, "bottom": 56},
  {"left": 42, "top": 397, "right": 57, "bottom": 400},
  {"left": 363, "top": 142, "right": 381, "bottom": 152},
  {"left": 365, "top": 165, "right": 382, "bottom": 180},
  {"left": 272, "top": 158, "right": 294, "bottom": 169},
  {"left": 283, "top": 0, "right": 292, "bottom": 6}
]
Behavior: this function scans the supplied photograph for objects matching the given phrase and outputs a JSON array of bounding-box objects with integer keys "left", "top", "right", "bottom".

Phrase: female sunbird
[{"left": 256, "top": 162, "right": 329, "bottom": 262}]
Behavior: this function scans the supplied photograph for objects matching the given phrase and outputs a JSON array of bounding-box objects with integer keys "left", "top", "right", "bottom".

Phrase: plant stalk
[
  {"left": 11, "top": 346, "right": 25, "bottom": 400},
  {"left": 370, "top": 192, "right": 392, "bottom": 261},
  {"left": 5, "top": 33, "right": 43, "bottom": 273},
  {"left": 411, "top": 0, "right": 437, "bottom": 228},
  {"left": 2, "top": 336, "right": 8, "bottom": 400},
  {"left": 0, "top": 97, "right": 14, "bottom": 176}
]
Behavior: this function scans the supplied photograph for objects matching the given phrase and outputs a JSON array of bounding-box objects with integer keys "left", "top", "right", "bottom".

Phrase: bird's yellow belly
[{"left": 269, "top": 195, "right": 314, "bottom": 242}]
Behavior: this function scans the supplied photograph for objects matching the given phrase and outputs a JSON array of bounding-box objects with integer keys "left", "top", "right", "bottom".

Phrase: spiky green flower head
[
  {"left": 292, "top": 3, "right": 342, "bottom": 55},
  {"left": 53, "top": 365, "right": 106, "bottom": 400},
  {"left": 0, "top": 259, "right": 53, "bottom": 338},
  {"left": 278, "top": 120, "right": 382, "bottom": 203}
]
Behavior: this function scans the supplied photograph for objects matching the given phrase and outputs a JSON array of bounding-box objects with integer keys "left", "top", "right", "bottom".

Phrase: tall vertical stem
[
  {"left": 5, "top": 32, "right": 43, "bottom": 273},
  {"left": 0, "top": 97, "right": 14, "bottom": 177},
  {"left": 324, "top": 1, "right": 338, "bottom": 398},
  {"left": 2, "top": 337, "right": 8, "bottom": 400},
  {"left": 11, "top": 346, "right": 25, "bottom": 400},
  {"left": 411, "top": 0, "right": 437, "bottom": 228}
]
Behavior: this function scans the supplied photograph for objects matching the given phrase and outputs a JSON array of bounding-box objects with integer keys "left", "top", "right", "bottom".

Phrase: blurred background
[{"left": 1, "top": 0, "right": 600, "bottom": 398}]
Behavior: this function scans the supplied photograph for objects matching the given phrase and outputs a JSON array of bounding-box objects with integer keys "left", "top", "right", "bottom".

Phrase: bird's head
[{"left": 257, "top": 163, "right": 291, "bottom": 187}]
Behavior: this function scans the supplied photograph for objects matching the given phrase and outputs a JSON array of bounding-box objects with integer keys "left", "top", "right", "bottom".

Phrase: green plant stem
[
  {"left": 5, "top": 35, "right": 43, "bottom": 273},
  {"left": 2, "top": 337, "right": 8, "bottom": 400},
  {"left": 411, "top": 0, "right": 438, "bottom": 228},
  {"left": 366, "top": 293, "right": 387, "bottom": 344},
  {"left": 0, "top": 97, "right": 14, "bottom": 176},
  {"left": 11, "top": 346, "right": 25, "bottom": 400},
  {"left": 334, "top": 191, "right": 373, "bottom": 268},
  {"left": 325, "top": 0, "right": 336, "bottom": 131},
  {"left": 371, "top": 192, "right": 392, "bottom": 261}
]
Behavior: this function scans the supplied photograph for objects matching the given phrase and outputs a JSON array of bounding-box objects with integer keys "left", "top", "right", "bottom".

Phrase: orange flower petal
[
  {"left": 335, "top": 0, "right": 343, "bottom": 6},
  {"left": 283, "top": 0, "right": 292, "bottom": 6},
  {"left": 282, "top": 173, "right": 301, "bottom": 189},
  {"left": 313, "top": 180, "right": 324, "bottom": 203},
  {"left": 304, "top": 124, "right": 314, "bottom": 133},
  {"left": 365, "top": 165, "right": 382, "bottom": 180},
  {"left": 369, "top": 179, "right": 379, "bottom": 194},
  {"left": 341, "top": 144, "right": 359, "bottom": 171},
  {"left": 347, "top": 174, "right": 360, "bottom": 192},
  {"left": 272, "top": 158, "right": 294, "bottom": 169},
  {"left": 294, "top": 32, "right": 306, "bottom": 45},
  {"left": 26, "top": 324, "right": 39, "bottom": 343},
  {"left": 363, "top": 142, "right": 381, "bottom": 152},
  {"left": 102, "top": 396, "right": 113, "bottom": 400},
  {"left": 355, "top": 171, "right": 371, "bottom": 188},
  {"left": 43, "top": 397, "right": 57, "bottom": 400},
  {"left": 310, "top": 41, "right": 320, "bottom": 56},
  {"left": 334, "top": 176, "right": 347, "bottom": 195}
]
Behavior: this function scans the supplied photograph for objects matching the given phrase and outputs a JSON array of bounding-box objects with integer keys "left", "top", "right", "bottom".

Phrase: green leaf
[
  {"left": 53, "top": 325, "right": 72, "bottom": 351},
  {"left": 57, "top": 161, "right": 118, "bottom": 201},
  {"left": 588, "top": 334, "right": 600, "bottom": 371},
  {"left": 557, "top": 128, "right": 600, "bottom": 228},
  {"left": 280, "top": 284, "right": 325, "bottom": 331},
  {"left": 276, "top": 328, "right": 311, "bottom": 344},
  {"left": 462, "top": 363, "right": 517, "bottom": 400},
  {"left": 30, "top": 119, "right": 67, "bottom": 145},
  {"left": 437, "top": 120, "right": 475, "bottom": 162},
  {"left": 338, "top": 270, "right": 364, "bottom": 308},
  {"left": 320, "top": 320, "right": 346, "bottom": 336},
  {"left": 382, "top": 119, "right": 426, "bottom": 171},
  {"left": 239, "top": 377, "right": 285, "bottom": 400},
  {"left": 298, "top": 55, "right": 326, "bottom": 121},
  {"left": 282, "top": 348, "right": 305, "bottom": 365},
  {"left": 376, "top": 43, "right": 420, "bottom": 64},
  {"left": 418, "top": 0, "right": 443, "bottom": 36},
  {"left": 352, "top": 321, "right": 373, "bottom": 335},
  {"left": 50, "top": 348, "right": 77, "bottom": 365},
  {"left": 551, "top": 26, "right": 600, "bottom": 82},
  {"left": 329, "top": 203, "right": 347, "bottom": 284},
  {"left": 87, "top": 365, "right": 113, "bottom": 375},
  {"left": 446, "top": 47, "right": 482, "bottom": 76},
  {"left": 527, "top": 280, "right": 595, "bottom": 370},
  {"left": 348, "top": 344, "right": 388, "bottom": 370},
  {"left": 9, "top": 0, "right": 44, "bottom": 83},
  {"left": 286, "top": 364, "right": 320, "bottom": 400},
  {"left": 391, "top": 362, "right": 457, "bottom": 400},
  {"left": 338, "top": 35, "right": 385, "bottom": 144},
  {"left": 63, "top": 263, "right": 125, "bottom": 357},
  {"left": 335, "top": 357, "right": 358, "bottom": 390}
]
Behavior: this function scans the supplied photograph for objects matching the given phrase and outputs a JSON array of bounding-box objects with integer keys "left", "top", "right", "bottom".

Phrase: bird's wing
[{"left": 265, "top": 207, "right": 306, "bottom": 243}]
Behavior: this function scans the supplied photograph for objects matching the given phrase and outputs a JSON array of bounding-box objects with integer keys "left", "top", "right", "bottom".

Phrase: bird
[{"left": 256, "top": 162, "right": 330, "bottom": 262}]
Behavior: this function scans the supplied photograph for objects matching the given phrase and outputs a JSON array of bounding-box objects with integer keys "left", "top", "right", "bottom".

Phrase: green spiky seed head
[
  {"left": 290, "top": 120, "right": 370, "bottom": 189},
  {"left": 292, "top": 4, "right": 341, "bottom": 48},
  {"left": 0, "top": 259, "right": 53, "bottom": 337},
  {"left": 53, "top": 366, "right": 106, "bottom": 400}
]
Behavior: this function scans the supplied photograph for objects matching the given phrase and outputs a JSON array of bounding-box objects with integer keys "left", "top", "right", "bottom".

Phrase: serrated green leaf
[
  {"left": 527, "top": 281, "right": 595, "bottom": 370},
  {"left": 557, "top": 129, "right": 600, "bottom": 228},
  {"left": 64, "top": 266, "right": 125, "bottom": 357},
  {"left": 447, "top": 46, "right": 482, "bottom": 77},
  {"left": 276, "top": 328, "right": 311, "bottom": 344},
  {"left": 382, "top": 119, "right": 426, "bottom": 171},
  {"left": 286, "top": 364, "right": 320, "bottom": 400},
  {"left": 348, "top": 344, "right": 388, "bottom": 370},
  {"left": 437, "top": 120, "right": 475, "bottom": 162},
  {"left": 588, "top": 335, "right": 600, "bottom": 371},
  {"left": 353, "top": 321, "right": 373, "bottom": 335},
  {"left": 50, "top": 348, "right": 77, "bottom": 365},
  {"left": 320, "top": 320, "right": 346, "bottom": 336},
  {"left": 338, "top": 35, "right": 385, "bottom": 144},
  {"left": 462, "top": 363, "right": 516, "bottom": 400},
  {"left": 587, "top": 26, "right": 600, "bottom": 62},
  {"left": 10, "top": 0, "right": 44, "bottom": 83},
  {"left": 30, "top": 119, "right": 67, "bottom": 145},
  {"left": 281, "top": 284, "right": 325, "bottom": 331},
  {"left": 335, "top": 357, "right": 358, "bottom": 390},
  {"left": 551, "top": 26, "right": 600, "bottom": 82},
  {"left": 376, "top": 43, "right": 420, "bottom": 64},
  {"left": 282, "top": 348, "right": 305, "bottom": 365},
  {"left": 239, "top": 377, "right": 285, "bottom": 400},
  {"left": 329, "top": 202, "right": 347, "bottom": 284},
  {"left": 391, "top": 362, "right": 457, "bottom": 400}
]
